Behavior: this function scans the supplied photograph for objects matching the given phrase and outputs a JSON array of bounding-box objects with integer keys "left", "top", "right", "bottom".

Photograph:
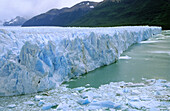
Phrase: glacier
[{"left": 0, "top": 26, "right": 161, "bottom": 96}]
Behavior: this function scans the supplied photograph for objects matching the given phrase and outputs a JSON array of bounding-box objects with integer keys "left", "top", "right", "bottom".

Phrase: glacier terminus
[{"left": 0, "top": 26, "right": 161, "bottom": 96}]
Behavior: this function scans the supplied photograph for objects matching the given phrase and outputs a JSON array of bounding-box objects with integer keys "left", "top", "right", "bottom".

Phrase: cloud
[{"left": 0, "top": 0, "right": 103, "bottom": 21}]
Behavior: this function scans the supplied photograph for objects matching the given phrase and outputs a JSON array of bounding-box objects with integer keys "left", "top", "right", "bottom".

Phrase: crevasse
[{"left": 0, "top": 26, "right": 161, "bottom": 96}]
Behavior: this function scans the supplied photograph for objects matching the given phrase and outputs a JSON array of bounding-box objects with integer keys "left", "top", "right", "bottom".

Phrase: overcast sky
[{"left": 0, "top": 0, "right": 103, "bottom": 21}]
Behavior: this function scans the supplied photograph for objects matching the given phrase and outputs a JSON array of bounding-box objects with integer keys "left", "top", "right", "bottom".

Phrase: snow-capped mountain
[
  {"left": 22, "top": 1, "right": 98, "bottom": 26},
  {"left": 3, "top": 16, "right": 27, "bottom": 26}
]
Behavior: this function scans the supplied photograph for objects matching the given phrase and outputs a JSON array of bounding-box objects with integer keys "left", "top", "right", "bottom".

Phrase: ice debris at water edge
[
  {"left": 0, "top": 26, "right": 161, "bottom": 96},
  {"left": 0, "top": 79, "right": 169, "bottom": 110}
]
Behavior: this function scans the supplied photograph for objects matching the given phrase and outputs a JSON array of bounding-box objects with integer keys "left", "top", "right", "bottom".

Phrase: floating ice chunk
[
  {"left": 163, "top": 83, "right": 170, "bottom": 88},
  {"left": 90, "top": 101, "right": 114, "bottom": 108},
  {"left": 81, "top": 92, "right": 90, "bottom": 99},
  {"left": 145, "top": 79, "right": 156, "bottom": 85},
  {"left": 42, "top": 103, "right": 58, "bottom": 110},
  {"left": 128, "top": 101, "right": 143, "bottom": 109},
  {"left": 131, "top": 90, "right": 140, "bottom": 95},
  {"left": 142, "top": 78, "right": 147, "bottom": 80},
  {"left": 129, "top": 101, "right": 161, "bottom": 109},
  {"left": 140, "top": 41, "right": 158, "bottom": 43},
  {"left": 85, "top": 84, "right": 90, "bottom": 86},
  {"left": 38, "top": 100, "right": 45, "bottom": 106},
  {"left": 72, "top": 92, "right": 78, "bottom": 96},
  {"left": 93, "top": 93, "right": 101, "bottom": 99},
  {"left": 123, "top": 87, "right": 129, "bottom": 93},
  {"left": 154, "top": 91, "right": 161, "bottom": 95},
  {"left": 156, "top": 79, "right": 167, "bottom": 83},
  {"left": 140, "top": 96, "right": 152, "bottom": 101},
  {"left": 119, "top": 55, "right": 132, "bottom": 60},
  {"left": 74, "top": 87, "right": 85, "bottom": 92},
  {"left": 23, "top": 101, "right": 34, "bottom": 106},
  {"left": 114, "top": 103, "right": 122, "bottom": 109},
  {"left": 35, "top": 95, "right": 43, "bottom": 101},
  {"left": 7, "top": 104, "right": 16, "bottom": 108},
  {"left": 42, "top": 104, "right": 52, "bottom": 110},
  {"left": 77, "top": 98, "right": 91, "bottom": 105},
  {"left": 128, "top": 96, "right": 140, "bottom": 102},
  {"left": 89, "top": 101, "right": 121, "bottom": 109},
  {"left": 57, "top": 103, "right": 69, "bottom": 110},
  {"left": 81, "top": 91, "right": 98, "bottom": 100},
  {"left": 126, "top": 83, "right": 145, "bottom": 87},
  {"left": 116, "top": 90, "right": 124, "bottom": 96}
]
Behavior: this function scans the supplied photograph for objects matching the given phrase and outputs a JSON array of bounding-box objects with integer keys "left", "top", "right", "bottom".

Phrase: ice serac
[{"left": 0, "top": 26, "right": 161, "bottom": 96}]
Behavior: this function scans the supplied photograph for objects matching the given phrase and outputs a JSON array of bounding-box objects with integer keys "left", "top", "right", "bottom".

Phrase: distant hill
[
  {"left": 71, "top": 0, "right": 170, "bottom": 29},
  {"left": 3, "top": 16, "right": 27, "bottom": 26},
  {"left": 22, "top": 1, "right": 98, "bottom": 27}
]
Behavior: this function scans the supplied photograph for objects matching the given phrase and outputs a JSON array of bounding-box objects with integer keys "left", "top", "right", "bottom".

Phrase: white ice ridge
[{"left": 0, "top": 26, "right": 161, "bottom": 96}]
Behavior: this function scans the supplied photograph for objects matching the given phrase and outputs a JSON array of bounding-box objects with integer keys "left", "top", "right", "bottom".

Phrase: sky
[{"left": 0, "top": 0, "right": 103, "bottom": 21}]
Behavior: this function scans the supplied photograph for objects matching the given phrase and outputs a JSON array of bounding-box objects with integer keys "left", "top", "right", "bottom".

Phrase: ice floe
[{"left": 0, "top": 79, "right": 169, "bottom": 110}]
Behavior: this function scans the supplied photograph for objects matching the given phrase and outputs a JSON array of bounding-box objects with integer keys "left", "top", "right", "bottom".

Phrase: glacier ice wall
[{"left": 0, "top": 26, "right": 161, "bottom": 96}]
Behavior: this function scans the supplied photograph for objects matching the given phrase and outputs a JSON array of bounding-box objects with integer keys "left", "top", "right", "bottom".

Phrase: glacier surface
[{"left": 0, "top": 26, "right": 161, "bottom": 96}]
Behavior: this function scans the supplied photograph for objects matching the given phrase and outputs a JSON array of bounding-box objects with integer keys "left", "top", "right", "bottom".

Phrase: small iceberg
[
  {"left": 41, "top": 103, "right": 58, "bottom": 110},
  {"left": 23, "top": 101, "right": 34, "bottom": 106},
  {"left": 77, "top": 98, "right": 91, "bottom": 105},
  {"left": 140, "top": 41, "right": 158, "bottom": 43},
  {"left": 119, "top": 55, "right": 132, "bottom": 60},
  {"left": 7, "top": 104, "right": 16, "bottom": 108},
  {"left": 88, "top": 101, "right": 121, "bottom": 109}
]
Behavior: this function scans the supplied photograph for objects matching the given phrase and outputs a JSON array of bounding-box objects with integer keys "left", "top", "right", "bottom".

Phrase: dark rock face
[
  {"left": 71, "top": 0, "right": 170, "bottom": 30},
  {"left": 3, "top": 16, "right": 27, "bottom": 26},
  {"left": 22, "top": 1, "right": 98, "bottom": 27}
]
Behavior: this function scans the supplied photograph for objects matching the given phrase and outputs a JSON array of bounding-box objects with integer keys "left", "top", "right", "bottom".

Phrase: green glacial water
[{"left": 67, "top": 30, "right": 170, "bottom": 88}]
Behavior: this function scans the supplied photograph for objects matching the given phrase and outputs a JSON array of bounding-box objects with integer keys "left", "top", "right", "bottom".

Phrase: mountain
[
  {"left": 103, "top": 0, "right": 121, "bottom": 2},
  {"left": 3, "top": 16, "right": 27, "bottom": 26},
  {"left": 22, "top": 1, "right": 98, "bottom": 27},
  {"left": 71, "top": 0, "right": 170, "bottom": 30}
]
